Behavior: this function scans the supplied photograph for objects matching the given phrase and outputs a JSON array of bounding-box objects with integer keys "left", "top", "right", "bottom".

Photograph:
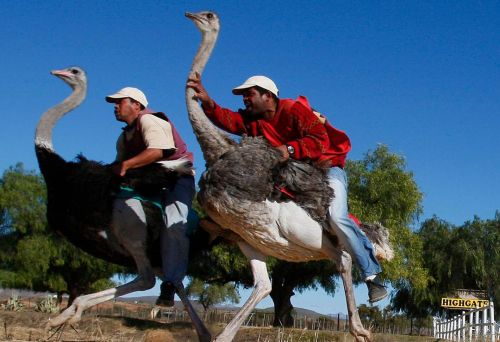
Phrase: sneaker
[
  {"left": 155, "top": 282, "right": 175, "bottom": 307},
  {"left": 366, "top": 278, "right": 388, "bottom": 303}
]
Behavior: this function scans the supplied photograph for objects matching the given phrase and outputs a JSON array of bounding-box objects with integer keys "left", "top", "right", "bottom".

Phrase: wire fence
[{"left": 84, "top": 301, "right": 432, "bottom": 336}]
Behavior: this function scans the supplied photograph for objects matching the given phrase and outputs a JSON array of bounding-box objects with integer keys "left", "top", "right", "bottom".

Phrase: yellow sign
[{"left": 441, "top": 298, "right": 490, "bottom": 309}]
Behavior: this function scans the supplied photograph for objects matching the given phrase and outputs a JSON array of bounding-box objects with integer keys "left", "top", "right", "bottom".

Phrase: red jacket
[
  {"left": 203, "top": 97, "right": 350, "bottom": 167},
  {"left": 295, "top": 96, "right": 351, "bottom": 168}
]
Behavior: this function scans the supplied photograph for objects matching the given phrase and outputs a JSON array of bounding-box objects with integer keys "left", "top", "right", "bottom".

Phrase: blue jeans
[
  {"left": 161, "top": 175, "right": 195, "bottom": 285},
  {"left": 327, "top": 167, "right": 381, "bottom": 279}
]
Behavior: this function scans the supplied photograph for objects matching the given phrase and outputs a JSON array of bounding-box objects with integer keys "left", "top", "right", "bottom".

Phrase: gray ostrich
[
  {"left": 185, "top": 11, "right": 393, "bottom": 342},
  {"left": 35, "top": 67, "right": 211, "bottom": 341}
]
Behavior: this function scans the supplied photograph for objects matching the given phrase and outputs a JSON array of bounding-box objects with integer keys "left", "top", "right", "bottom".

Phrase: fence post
[
  {"left": 481, "top": 302, "right": 489, "bottom": 341},
  {"left": 433, "top": 317, "right": 437, "bottom": 339},
  {"left": 460, "top": 311, "right": 465, "bottom": 342},
  {"left": 451, "top": 315, "right": 456, "bottom": 341},
  {"left": 446, "top": 319, "right": 453, "bottom": 340},
  {"left": 489, "top": 303, "right": 495, "bottom": 342}
]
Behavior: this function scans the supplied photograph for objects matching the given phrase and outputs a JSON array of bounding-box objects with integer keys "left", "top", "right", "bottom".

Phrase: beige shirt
[{"left": 116, "top": 114, "right": 176, "bottom": 162}]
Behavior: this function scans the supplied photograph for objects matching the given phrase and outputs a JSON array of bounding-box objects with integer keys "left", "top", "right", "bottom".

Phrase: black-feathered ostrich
[
  {"left": 35, "top": 67, "right": 211, "bottom": 341},
  {"left": 185, "top": 11, "right": 393, "bottom": 342}
]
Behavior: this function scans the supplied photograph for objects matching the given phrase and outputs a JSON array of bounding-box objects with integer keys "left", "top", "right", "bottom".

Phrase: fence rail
[{"left": 433, "top": 303, "right": 497, "bottom": 341}]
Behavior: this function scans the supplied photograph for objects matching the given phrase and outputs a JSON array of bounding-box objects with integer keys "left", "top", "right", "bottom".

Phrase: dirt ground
[{"left": 0, "top": 304, "right": 436, "bottom": 342}]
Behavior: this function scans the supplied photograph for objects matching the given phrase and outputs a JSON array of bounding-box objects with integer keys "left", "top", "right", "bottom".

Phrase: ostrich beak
[
  {"left": 51, "top": 69, "right": 73, "bottom": 78},
  {"left": 185, "top": 12, "right": 201, "bottom": 24}
]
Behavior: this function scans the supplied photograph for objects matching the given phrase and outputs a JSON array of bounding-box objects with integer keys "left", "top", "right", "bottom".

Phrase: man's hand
[
  {"left": 111, "top": 162, "right": 128, "bottom": 177},
  {"left": 186, "top": 72, "right": 214, "bottom": 109},
  {"left": 276, "top": 145, "right": 290, "bottom": 162},
  {"left": 112, "top": 149, "right": 163, "bottom": 177}
]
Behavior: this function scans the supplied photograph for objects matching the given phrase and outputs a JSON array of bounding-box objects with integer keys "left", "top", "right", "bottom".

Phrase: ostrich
[
  {"left": 185, "top": 11, "right": 393, "bottom": 342},
  {"left": 35, "top": 67, "right": 211, "bottom": 341}
]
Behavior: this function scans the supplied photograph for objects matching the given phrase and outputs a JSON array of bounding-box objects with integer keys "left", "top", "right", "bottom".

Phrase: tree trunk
[
  {"left": 67, "top": 284, "right": 87, "bottom": 307},
  {"left": 56, "top": 292, "right": 63, "bottom": 305},
  {"left": 270, "top": 276, "right": 295, "bottom": 327},
  {"left": 67, "top": 287, "right": 78, "bottom": 307}
]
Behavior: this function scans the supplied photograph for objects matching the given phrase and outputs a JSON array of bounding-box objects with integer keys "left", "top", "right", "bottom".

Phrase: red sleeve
[
  {"left": 286, "top": 102, "right": 330, "bottom": 161},
  {"left": 202, "top": 101, "right": 248, "bottom": 135}
]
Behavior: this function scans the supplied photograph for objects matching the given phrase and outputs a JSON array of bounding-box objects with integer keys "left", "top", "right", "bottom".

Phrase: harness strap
[{"left": 117, "top": 186, "right": 165, "bottom": 217}]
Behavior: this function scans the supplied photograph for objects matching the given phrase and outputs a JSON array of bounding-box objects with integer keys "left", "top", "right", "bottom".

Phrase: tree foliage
[
  {"left": 186, "top": 277, "right": 240, "bottom": 314},
  {"left": 0, "top": 164, "right": 124, "bottom": 304},
  {"left": 346, "top": 144, "right": 426, "bottom": 288},
  {"left": 392, "top": 213, "right": 499, "bottom": 317}
]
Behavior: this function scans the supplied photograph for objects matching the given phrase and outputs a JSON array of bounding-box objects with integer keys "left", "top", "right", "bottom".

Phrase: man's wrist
[{"left": 201, "top": 98, "right": 215, "bottom": 110}]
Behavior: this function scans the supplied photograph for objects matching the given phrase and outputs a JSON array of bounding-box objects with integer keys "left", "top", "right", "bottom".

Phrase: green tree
[
  {"left": 358, "top": 304, "right": 383, "bottom": 330},
  {"left": 268, "top": 259, "right": 337, "bottom": 326},
  {"left": 346, "top": 144, "right": 426, "bottom": 287},
  {"left": 186, "top": 277, "right": 240, "bottom": 318},
  {"left": 0, "top": 164, "right": 124, "bottom": 305},
  {"left": 393, "top": 214, "right": 499, "bottom": 317}
]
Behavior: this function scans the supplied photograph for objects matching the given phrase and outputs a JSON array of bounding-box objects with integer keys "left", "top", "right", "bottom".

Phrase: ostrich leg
[
  {"left": 177, "top": 282, "right": 212, "bottom": 342},
  {"left": 337, "top": 251, "right": 373, "bottom": 342},
  {"left": 47, "top": 201, "right": 157, "bottom": 328},
  {"left": 214, "top": 242, "right": 272, "bottom": 342},
  {"left": 47, "top": 247, "right": 157, "bottom": 328}
]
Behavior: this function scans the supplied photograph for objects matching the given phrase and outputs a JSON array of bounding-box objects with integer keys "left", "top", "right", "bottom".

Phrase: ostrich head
[
  {"left": 51, "top": 66, "right": 87, "bottom": 90},
  {"left": 35, "top": 66, "right": 87, "bottom": 150},
  {"left": 185, "top": 11, "right": 220, "bottom": 34}
]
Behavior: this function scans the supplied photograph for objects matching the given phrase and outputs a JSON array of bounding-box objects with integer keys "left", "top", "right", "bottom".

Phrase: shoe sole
[{"left": 368, "top": 291, "right": 388, "bottom": 303}]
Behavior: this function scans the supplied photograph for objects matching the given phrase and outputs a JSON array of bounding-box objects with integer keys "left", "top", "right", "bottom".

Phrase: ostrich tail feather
[{"left": 359, "top": 222, "right": 395, "bottom": 261}]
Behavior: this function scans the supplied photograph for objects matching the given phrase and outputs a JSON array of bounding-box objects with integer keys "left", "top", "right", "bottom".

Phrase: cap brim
[
  {"left": 105, "top": 95, "right": 126, "bottom": 103},
  {"left": 232, "top": 85, "right": 254, "bottom": 95}
]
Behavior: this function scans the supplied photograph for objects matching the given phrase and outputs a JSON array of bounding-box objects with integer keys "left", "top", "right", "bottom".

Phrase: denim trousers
[
  {"left": 113, "top": 175, "right": 195, "bottom": 286},
  {"left": 327, "top": 167, "right": 381, "bottom": 279},
  {"left": 161, "top": 175, "right": 195, "bottom": 285}
]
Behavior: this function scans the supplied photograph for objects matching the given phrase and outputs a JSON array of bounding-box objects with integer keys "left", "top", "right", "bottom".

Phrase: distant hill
[{"left": 119, "top": 295, "right": 347, "bottom": 320}]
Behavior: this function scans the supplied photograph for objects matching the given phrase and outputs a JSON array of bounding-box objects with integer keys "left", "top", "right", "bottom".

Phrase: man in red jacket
[{"left": 187, "top": 74, "right": 387, "bottom": 303}]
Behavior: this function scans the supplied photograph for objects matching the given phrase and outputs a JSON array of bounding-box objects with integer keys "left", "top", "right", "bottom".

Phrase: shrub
[
  {"left": 1, "top": 295, "right": 24, "bottom": 311},
  {"left": 35, "top": 296, "right": 60, "bottom": 313}
]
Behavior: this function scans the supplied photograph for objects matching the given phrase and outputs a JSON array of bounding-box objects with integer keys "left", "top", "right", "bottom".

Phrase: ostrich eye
[
  {"left": 71, "top": 69, "right": 79, "bottom": 75},
  {"left": 206, "top": 13, "right": 213, "bottom": 19}
]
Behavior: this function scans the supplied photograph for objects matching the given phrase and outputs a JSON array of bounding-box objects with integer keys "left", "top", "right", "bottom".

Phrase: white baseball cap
[
  {"left": 232, "top": 75, "right": 279, "bottom": 97},
  {"left": 105, "top": 87, "right": 148, "bottom": 108}
]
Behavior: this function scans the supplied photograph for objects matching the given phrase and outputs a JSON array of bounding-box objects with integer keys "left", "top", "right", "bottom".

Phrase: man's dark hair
[
  {"left": 254, "top": 86, "right": 279, "bottom": 102},
  {"left": 129, "top": 98, "right": 145, "bottom": 110}
]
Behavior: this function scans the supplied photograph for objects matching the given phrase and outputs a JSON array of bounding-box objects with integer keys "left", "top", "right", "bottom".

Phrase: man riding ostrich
[
  {"left": 35, "top": 67, "right": 210, "bottom": 341},
  {"left": 184, "top": 10, "right": 392, "bottom": 342}
]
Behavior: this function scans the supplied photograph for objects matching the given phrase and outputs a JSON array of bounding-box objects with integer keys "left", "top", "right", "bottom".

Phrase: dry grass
[{"left": 0, "top": 305, "right": 436, "bottom": 342}]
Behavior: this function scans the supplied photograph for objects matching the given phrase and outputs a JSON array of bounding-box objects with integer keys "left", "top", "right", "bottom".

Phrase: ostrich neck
[
  {"left": 186, "top": 29, "right": 233, "bottom": 167},
  {"left": 35, "top": 85, "right": 86, "bottom": 151}
]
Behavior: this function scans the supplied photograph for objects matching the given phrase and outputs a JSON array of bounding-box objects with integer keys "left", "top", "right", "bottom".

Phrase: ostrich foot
[
  {"left": 45, "top": 321, "right": 79, "bottom": 341},
  {"left": 45, "top": 322, "right": 65, "bottom": 341},
  {"left": 350, "top": 326, "right": 372, "bottom": 342},
  {"left": 46, "top": 299, "right": 85, "bottom": 328}
]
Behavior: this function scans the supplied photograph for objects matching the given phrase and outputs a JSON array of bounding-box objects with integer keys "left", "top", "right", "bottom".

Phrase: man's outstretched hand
[{"left": 187, "top": 72, "right": 214, "bottom": 109}]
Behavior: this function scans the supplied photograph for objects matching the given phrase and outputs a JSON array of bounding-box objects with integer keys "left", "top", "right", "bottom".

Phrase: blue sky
[{"left": 2, "top": 1, "right": 499, "bottom": 315}]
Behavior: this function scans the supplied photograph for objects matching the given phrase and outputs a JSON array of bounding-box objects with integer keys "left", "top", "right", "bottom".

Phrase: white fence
[{"left": 433, "top": 303, "right": 497, "bottom": 341}]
